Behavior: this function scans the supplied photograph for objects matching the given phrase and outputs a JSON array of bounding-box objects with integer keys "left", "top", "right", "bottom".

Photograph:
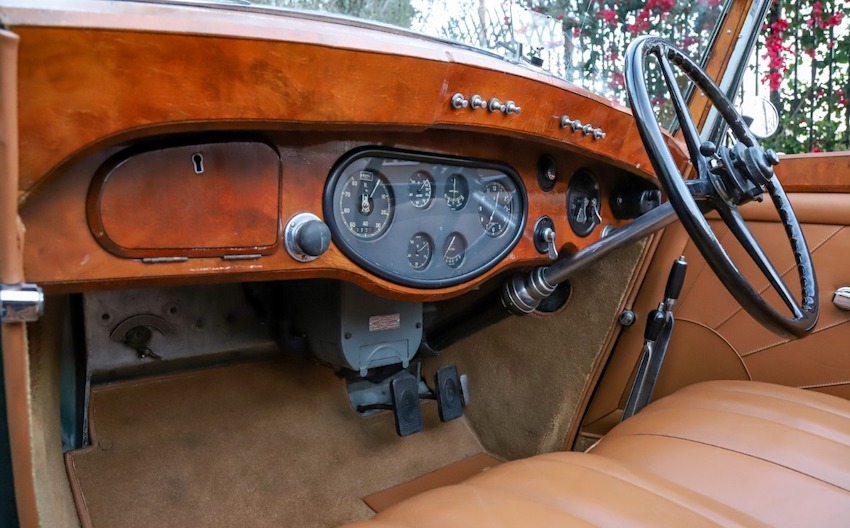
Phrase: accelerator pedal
[
  {"left": 435, "top": 365, "right": 464, "bottom": 422},
  {"left": 391, "top": 373, "right": 423, "bottom": 437}
]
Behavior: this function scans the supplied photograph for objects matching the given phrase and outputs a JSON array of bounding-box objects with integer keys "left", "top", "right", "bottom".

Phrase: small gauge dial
[
  {"left": 444, "top": 173, "right": 469, "bottom": 211},
  {"left": 407, "top": 233, "right": 433, "bottom": 270},
  {"left": 408, "top": 171, "right": 434, "bottom": 209},
  {"left": 339, "top": 170, "right": 394, "bottom": 239},
  {"left": 442, "top": 232, "right": 467, "bottom": 269},
  {"left": 478, "top": 180, "right": 514, "bottom": 237}
]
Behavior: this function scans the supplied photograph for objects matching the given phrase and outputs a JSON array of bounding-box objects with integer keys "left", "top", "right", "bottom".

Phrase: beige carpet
[
  {"left": 426, "top": 241, "right": 647, "bottom": 460},
  {"left": 66, "top": 360, "right": 484, "bottom": 528}
]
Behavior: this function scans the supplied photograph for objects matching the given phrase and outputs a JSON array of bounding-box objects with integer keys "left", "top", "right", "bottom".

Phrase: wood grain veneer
[
  {"left": 7, "top": 2, "right": 697, "bottom": 299},
  {"left": 87, "top": 141, "right": 281, "bottom": 258}
]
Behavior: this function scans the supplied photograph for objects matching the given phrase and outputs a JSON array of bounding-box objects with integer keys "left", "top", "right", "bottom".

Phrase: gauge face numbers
[
  {"left": 339, "top": 170, "right": 394, "bottom": 239},
  {"left": 478, "top": 181, "right": 514, "bottom": 237},
  {"left": 444, "top": 173, "right": 469, "bottom": 211},
  {"left": 408, "top": 171, "right": 434, "bottom": 209},
  {"left": 442, "top": 232, "right": 467, "bottom": 269},
  {"left": 407, "top": 233, "right": 433, "bottom": 270}
]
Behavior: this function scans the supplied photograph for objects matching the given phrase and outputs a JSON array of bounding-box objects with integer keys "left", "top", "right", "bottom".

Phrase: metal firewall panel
[{"left": 84, "top": 284, "right": 277, "bottom": 381}]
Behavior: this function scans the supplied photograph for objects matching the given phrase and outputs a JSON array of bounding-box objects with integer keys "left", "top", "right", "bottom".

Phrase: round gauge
[
  {"left": 442, "top": 232, "right": 467, "bottom": 269},
  {"left": 407, "top": 233, "right": 433, "bottom": 270},
  {"left": 478, "top": 180, "right": 514, "bottom": 237},
  {"left": 444, "top": 173, "right": 469, "bottom": 211},
  {"left": 408, "top": 171, "right": 434, "bottom": 209},
  {"left": 339, "top": 170, "right": 394, "bottom": 239}
]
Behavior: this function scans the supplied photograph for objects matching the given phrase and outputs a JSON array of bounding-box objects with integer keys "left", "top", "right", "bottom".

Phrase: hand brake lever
[{"left": 622, "top": 256, "right": 687, "bottom": 420}]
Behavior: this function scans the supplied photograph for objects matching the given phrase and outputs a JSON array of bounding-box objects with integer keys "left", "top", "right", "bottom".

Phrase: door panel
[{"left": 583, "top": 190, "right": 850, "bottom": 433}]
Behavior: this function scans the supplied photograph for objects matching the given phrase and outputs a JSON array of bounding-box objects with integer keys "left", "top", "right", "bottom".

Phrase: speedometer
[{"left": 338, "top": 170, "right": 394, "bottom": 239}]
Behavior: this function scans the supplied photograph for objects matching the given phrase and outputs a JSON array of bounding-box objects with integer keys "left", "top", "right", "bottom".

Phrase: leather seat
[{"left": 346, "top": 380, "right": 850, "bottom": 527}]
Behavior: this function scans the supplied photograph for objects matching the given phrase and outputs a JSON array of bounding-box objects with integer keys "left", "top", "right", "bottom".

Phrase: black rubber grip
[
  {"left": 664, "top": 257, "right": 688, "bottom": 302},
  {"left": 644, "top": 308, "right": 666, "bottom": 342}
]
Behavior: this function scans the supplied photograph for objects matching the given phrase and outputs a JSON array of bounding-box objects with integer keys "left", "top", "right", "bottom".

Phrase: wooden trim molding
[{"left": 775, "top": 151, "right": 850, "bottom": 193}]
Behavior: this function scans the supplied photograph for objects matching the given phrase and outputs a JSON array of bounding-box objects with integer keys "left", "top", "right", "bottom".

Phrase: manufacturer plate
[{"left": 369, "top": 313, "right": 400, "bottom": 332}]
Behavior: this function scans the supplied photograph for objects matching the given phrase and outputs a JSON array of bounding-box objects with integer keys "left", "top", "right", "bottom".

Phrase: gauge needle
[
  {"left": 369, "top": 181, "right": 380, "bottom": 198},
  {"left": 444, "top": 236, "right": 456, "bottom": 257},
  {"left": 488, "top": 190, "right": 501, "bottom": 223},
  {"left": 415, "top": 243, "right": 427, "bottom": 255}
]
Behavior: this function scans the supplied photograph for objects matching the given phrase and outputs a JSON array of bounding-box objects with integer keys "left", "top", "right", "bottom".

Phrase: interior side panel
[{"left": 584, "top": 191, "right": 850, "bottom": 432}]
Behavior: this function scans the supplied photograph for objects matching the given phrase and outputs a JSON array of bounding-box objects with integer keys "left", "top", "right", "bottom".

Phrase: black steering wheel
[{"left": 625, "top": 35, "right": 818, "bottom": 338}]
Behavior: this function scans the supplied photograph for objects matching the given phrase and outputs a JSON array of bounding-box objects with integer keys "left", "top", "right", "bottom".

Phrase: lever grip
[
  {"left": 644, "top": 308, "right": 666, "bottom": 342},
  {"left": 664, "top": 256, "right": 688, "bottom": 303}
]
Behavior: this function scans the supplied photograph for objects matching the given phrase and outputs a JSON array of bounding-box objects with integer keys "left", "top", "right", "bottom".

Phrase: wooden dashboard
[{"left": 4, "top": 1, "right": 689, "bottom": 300}]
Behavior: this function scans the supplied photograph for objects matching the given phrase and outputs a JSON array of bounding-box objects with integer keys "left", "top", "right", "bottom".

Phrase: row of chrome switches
[
  {"left": 451, "top": 92, "right": 521, "bottom": 115},
  {"left": 560, "top": 115, "right": 606, "bottom": 140}
]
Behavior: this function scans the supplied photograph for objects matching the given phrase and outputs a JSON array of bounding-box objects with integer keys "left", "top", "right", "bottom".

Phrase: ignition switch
[{"left": 533, "top": 216, "right": 558, "bottom": 260}]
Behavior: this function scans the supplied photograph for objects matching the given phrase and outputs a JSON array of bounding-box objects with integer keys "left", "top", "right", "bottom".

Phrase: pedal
[
  {"left": 435, "top": 365, "right": 464, "bottom": 422},
  {"left": 390, "top": 373, "right": 423, "bottom": 437}
]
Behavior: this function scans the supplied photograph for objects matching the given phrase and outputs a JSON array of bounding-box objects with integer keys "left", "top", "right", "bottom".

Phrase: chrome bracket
[{"left": 1, "top": 283, "right": 44, "bottom": 323}]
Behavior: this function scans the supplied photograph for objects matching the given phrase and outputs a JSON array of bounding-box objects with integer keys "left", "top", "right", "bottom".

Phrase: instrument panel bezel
[{"left": 323, "top": 147, "right": 528, "bottom": 288}]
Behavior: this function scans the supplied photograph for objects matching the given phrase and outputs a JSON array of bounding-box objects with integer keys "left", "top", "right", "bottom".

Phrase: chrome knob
[
  {"left": 450, "top": 93, "right": 469, "bottom": 109},
  {"left": 560, "top": 115, "right": 572, "bottom": 128},
  {"left": 504, "top": 100, "right": 521, "bottom": 114},
  {"left": 488, "top": 97, "right": 506, "bottom": 112},
  {"left": 570, "top": 119, "right": 583, "bottom": 131},
  {"left": 592, "top": 128, "right": 606, "bottom": 140},
  {"left": 582, "top": 123, "right": 594, "bottom": 135},
  {"left": 470, "top": 94, "right": 486, "bottom": 110}
]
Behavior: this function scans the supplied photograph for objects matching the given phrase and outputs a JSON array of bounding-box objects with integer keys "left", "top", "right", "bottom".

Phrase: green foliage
[{"left": 754, "top": 0, "right": 849, "bottom": 153}]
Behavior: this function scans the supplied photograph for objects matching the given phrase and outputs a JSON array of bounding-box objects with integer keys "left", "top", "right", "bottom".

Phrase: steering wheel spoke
[
  {"left": 717, "top": 205, "right": 803, "bottom": 318},
  {"left": 657, "top": 52, "right": 704, "bottom": 172}
]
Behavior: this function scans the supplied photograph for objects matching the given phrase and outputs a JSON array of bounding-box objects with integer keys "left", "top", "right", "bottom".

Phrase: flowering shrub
[
  {"left": 431, "top": 1, "right": 725, "bottom": 123},
  {"left": 754, "top": 0, "right": 849, "bottom": 153},
  {"left": 523, "top": 0, "right": 724, "bottom": 119}
]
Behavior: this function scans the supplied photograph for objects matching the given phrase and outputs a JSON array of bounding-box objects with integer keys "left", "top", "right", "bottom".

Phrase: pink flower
[{"left": 597, "top": 9, "right": 617, "bottom": 25}]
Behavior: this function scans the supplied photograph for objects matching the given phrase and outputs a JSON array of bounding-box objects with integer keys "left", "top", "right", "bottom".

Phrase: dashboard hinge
[{"left": 1, "top": 282, "right": 44, "bottom": 323}]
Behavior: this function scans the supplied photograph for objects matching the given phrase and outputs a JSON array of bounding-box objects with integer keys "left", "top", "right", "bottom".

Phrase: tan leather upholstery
[{"left": 346, "top": 380, "right": 850, "bottom": 527}]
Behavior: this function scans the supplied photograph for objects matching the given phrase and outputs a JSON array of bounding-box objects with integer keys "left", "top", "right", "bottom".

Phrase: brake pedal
[
  {"left": 435, "top": 365, "right": 464, "bottom": 422},
  {"left": 391, "top": 373, "right": 423, "bottom": 437}
]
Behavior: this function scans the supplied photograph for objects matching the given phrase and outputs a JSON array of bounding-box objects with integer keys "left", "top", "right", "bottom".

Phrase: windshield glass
[{"left": 252, "top": 0, "right": 730, "bottom": 107}]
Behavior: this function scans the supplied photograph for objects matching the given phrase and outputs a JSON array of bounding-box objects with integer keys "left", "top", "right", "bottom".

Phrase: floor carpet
[{"left": 66, "top": 359, "right": 484, "bottom": 528}]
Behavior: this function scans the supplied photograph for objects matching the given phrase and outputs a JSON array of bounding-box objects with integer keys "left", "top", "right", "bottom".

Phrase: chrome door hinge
[{"left": 1, "top": 283, "right": 44, "bottom": 322}]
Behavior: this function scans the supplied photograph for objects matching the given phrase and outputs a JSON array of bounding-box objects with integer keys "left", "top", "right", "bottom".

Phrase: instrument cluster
[{"left": 324, "top": 148, "right": 526, "bottom": 288}]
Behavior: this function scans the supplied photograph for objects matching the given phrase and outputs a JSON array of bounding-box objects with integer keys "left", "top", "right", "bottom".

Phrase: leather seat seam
[
  {"left": 679, "top": 383, "right": 850, "bottom": 421},
  {"left": 467, "top": 458, "right": 729, "bottom": 526},
  {"left": 603, "top": 432, "right": 850, "bottom": 493},
  {"left": 799, "top": 380, "right": 850, "bottom": 390}
]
